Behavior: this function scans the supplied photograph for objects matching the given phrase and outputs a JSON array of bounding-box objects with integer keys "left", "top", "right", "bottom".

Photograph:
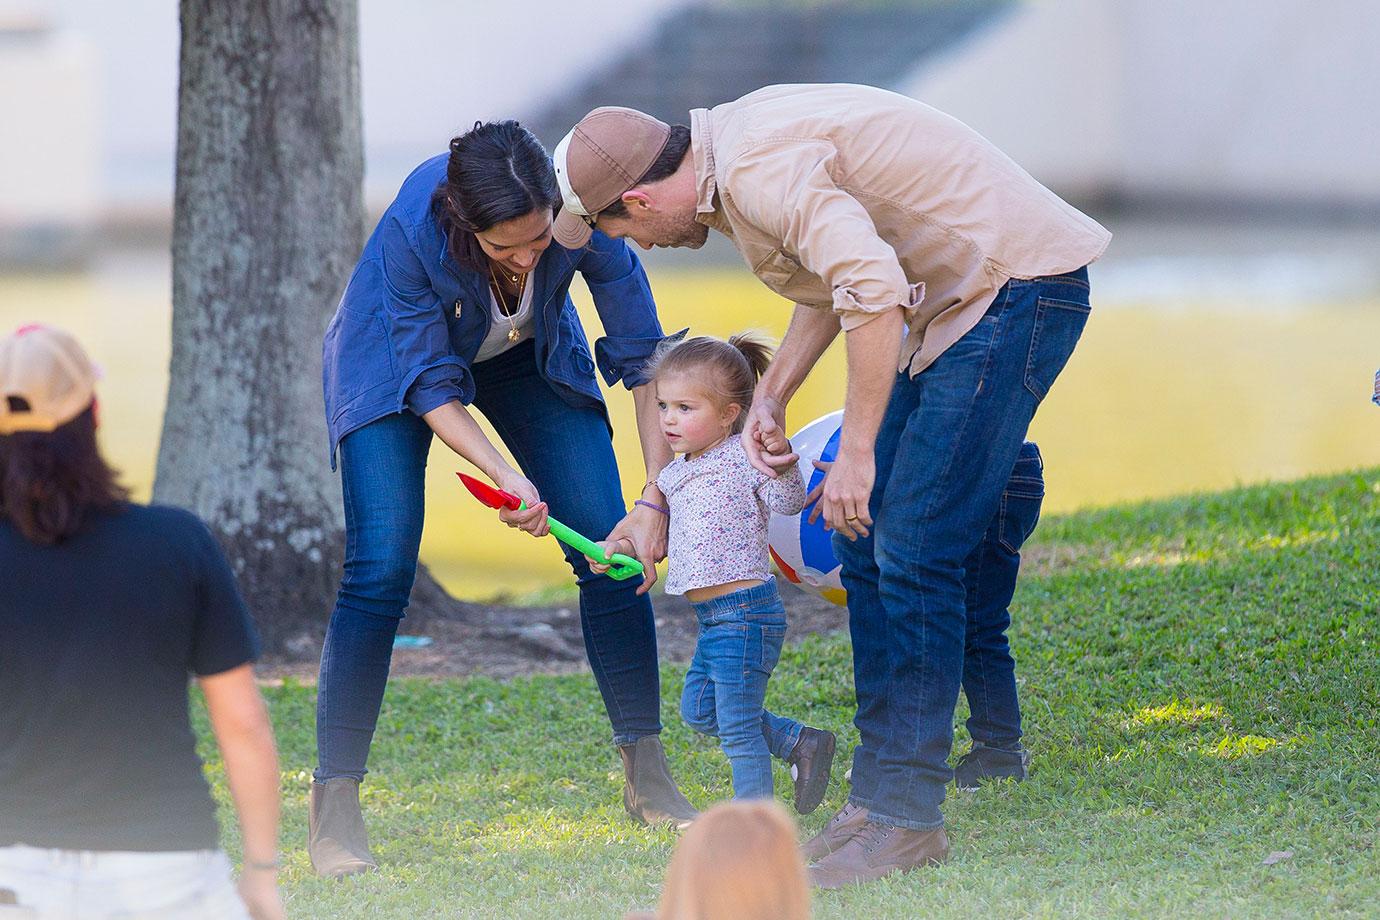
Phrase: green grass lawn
[{"left": 195, "top": 468, "right": 1380, "bottom": 918}]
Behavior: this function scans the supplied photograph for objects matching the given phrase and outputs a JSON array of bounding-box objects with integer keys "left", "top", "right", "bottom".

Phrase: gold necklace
[{"left": 488, "top": 265, "right": 529, "bottom": 343}]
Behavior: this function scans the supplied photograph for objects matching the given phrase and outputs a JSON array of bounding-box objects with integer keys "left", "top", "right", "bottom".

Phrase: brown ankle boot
[
  {"left": 308, "top": 778, "right": 378, "bottom": 877},
  {"left": 808, "top": 820, "right": 949, "bottom": 889},
  {"left": 800, "top": 800, "right": 869, "bottom": 862},
  {"left": 619, "top": 736, "right": 698, "bottom": 830}
]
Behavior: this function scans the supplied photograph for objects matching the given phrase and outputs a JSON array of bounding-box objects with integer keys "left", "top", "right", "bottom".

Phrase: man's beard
[{"left": 671, "top": 222, "right": 710, "bottom": 249}]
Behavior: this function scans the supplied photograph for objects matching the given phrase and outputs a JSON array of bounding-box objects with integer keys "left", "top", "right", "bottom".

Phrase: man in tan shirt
[{"left": 553, "top": 83, "right": 1110, "bottom": 887}]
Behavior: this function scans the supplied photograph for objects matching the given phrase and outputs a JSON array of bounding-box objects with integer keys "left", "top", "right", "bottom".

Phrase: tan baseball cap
[
  {"left": 551, "top": 106, "right": 672, "bottom": 248},
  {"left": 0, "top": 324, "right": 100, "bottom": 435}
]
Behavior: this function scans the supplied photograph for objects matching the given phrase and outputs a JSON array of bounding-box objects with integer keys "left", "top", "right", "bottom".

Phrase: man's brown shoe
[
  {"left": 787, "top": 727, "right": 836, "bottom": 815},
  {"left": 808, "top": 821, "right": 949, "bottom": 890},
  {"left": 308, "top": 778, "right": 378, "bottom": 877},
  {"left": 800, "top": 800, "right": 869, "bottom": 863}
]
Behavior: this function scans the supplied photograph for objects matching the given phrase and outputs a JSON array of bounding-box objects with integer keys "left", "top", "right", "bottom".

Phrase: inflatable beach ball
[{"left": 767, "top": 410, "right": 847, "bottom": 607}]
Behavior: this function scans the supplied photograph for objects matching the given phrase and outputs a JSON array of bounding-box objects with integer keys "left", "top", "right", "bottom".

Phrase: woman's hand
[
  {"left": 238, "top": 869, "right": 286, "bottom": 920},
  {"left": 587, "top": 536, "right": 638, "bottom": 575},
  {"left": 592, "top": 494, "right": 666, "bottom": 595},
  {"left": 495, "top": 468, "right": 550, "bottom": 537},
  {"left": 620, "top": 493, "right": 671, "bottom": 564}
]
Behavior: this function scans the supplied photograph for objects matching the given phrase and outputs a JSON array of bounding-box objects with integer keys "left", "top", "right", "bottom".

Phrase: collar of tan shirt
[{"left": 690, "top": 107, "right": 728, "bottom": 235}]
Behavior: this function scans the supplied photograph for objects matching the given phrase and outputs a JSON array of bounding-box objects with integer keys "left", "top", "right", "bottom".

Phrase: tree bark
[{"left": 159, "top": 0, "right": 470, "bottom": 655}]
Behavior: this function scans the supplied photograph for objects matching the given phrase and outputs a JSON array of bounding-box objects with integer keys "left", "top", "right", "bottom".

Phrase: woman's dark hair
[
  {"left": 432, "top": 120, "right": 562, "bottom": 271},
  {"left": 599, "top": 124, "right": 692, "bottom": 220},
  {"left": 0, "top": 404, "right": 128, "bottom": 545}
]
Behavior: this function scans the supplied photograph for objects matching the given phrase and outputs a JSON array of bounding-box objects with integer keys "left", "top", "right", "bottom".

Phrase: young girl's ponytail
[{"left": 727, "top": 331, "right": 773, "bottom": 383}]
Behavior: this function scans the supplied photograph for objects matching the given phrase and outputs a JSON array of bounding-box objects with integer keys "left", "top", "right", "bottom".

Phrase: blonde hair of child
[
  {"left": 654, "top": 800, "right": 811, "bottom": 920},
  {"left": 649, "top": 332, "right": 774, "bottom": 433}
]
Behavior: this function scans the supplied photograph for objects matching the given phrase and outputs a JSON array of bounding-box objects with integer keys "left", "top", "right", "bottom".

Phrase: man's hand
[
  {"left": 494, "top": 468, "right": 550, "bottom": 537},
  {"left": 803, "top": 306, "right": 901, "bottom": 541},
  {"left": 806, "top": 454, "right": 875, "bottom": 541},
  {"left": 742, "top": 394, "right": 797, "bottom": 476}
]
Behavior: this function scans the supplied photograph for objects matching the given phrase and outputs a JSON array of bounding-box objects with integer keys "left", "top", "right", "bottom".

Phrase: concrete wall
[
  {"left": 0, "top": 23, "right": 98, "bottom": 228},
  {"left": 17, "top": 0, "right": 1380, "bottom": 222},
  {"left": 895, "top": 0, "right": 1122, "bottom": 199},
  {"left": 35, "top": 0, "right": 697, "bottom": 215},
  {"left": 899, "top": 0, "right": 1380, "bottom": 205},
  {"left": 1116, "top": 0, "right": 1380, "bottom": 202},
  {"left": 357, "top": 0, "right": 698, "bottom": 203}
]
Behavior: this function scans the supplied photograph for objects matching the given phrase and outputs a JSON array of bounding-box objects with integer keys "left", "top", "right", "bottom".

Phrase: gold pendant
[{"left": 507, "top": 328, "right": 520, "bottom": 343}]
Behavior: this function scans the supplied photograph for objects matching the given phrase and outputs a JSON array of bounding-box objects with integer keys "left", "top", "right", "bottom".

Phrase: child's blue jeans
[{"left": 680, "top": 577, "right": 804, "bottom": 800}]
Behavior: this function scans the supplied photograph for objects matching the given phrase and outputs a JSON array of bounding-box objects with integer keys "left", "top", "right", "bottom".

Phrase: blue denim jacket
[{"left": 322, "top": 154, "right": 672, "bottom": 467}]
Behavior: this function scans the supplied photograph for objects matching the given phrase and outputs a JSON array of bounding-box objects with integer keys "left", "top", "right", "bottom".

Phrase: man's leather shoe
[
  {"left": 787, "top": 727, "right": 836, "bottom": 815},
  {"left": 808, "top": 820, "right": 949, "bottom": 889},
  {"left": 800, "top": 800, "right": 868, "bottom": 863}
]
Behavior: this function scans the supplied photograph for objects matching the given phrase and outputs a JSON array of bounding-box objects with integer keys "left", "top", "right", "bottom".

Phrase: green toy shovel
[{"left": 456, "top": 472, "right": 644, "bottom": 581}]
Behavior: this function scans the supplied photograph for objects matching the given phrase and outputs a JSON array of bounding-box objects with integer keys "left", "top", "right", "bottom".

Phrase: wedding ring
[{"left": 845, "top": 515, "right": 860, "bottom": 521}]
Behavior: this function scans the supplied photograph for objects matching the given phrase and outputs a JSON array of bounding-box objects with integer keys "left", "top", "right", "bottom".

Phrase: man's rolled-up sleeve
[
  {"left": 580, "top": 233, "right": 682, "bottom": 388},
  {"left": 725, "top": 141, "right": 924, "bottom": 331},
  {"left": 379, "top": 216, "right": 475, "bottom": 413}
]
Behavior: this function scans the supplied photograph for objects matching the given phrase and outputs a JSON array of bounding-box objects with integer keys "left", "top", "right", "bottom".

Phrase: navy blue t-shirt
[{"left": 0, "top": 503, "right": 260, "bottom": 851}]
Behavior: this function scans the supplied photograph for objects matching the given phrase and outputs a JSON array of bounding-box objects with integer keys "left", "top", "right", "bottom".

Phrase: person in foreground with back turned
[{"left": 0, "top": 325, "right": 283, "bottom": 919}]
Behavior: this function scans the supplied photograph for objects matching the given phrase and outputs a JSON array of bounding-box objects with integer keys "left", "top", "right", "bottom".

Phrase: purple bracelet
[{"left": 634, "top": 499, "right": 670, "bottom": 517}]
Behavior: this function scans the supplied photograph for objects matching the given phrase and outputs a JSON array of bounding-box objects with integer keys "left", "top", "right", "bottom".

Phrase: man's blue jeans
[
  {"left": 963, "top": 441, "right": 1044, "bottom": 750},
  {"left": 680, "top": 578, "right": 804, "bottom": 800},
  {"left": 835, "top": 268, "right": 1090, "bottom": 830},
  {"left": 315, "top": 341, "right": 663, "bottom": 782}
]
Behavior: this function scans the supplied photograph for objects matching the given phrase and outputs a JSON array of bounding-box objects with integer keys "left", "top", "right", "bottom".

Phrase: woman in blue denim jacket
[{"left": 312, "top": 122, "right": 696, "bottom": 876}]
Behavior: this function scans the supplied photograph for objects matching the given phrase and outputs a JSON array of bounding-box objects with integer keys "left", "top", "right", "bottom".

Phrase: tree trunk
[{"left": 159, "top": 0, "right": 470, "bottom": 656}]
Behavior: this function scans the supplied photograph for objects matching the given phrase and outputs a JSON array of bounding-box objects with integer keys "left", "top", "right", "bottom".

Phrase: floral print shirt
[{"left": 657, "top": 437, "right": 806, "bottom": 596}]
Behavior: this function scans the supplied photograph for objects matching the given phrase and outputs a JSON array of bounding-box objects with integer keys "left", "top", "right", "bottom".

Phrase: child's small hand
[
  {"left": 742, "top": 395, "right": 789, "bottom": 477},
  {"left": 587, "top": 538, "right": 636, "bottom": 575},
  {"left": 758, "top": 433, "right": 799, "bottom": 470},
  {"left": 760, "top": 426, "right": 788, "bottom": 453}
]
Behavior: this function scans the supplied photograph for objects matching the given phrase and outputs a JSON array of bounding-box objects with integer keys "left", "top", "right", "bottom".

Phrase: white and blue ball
[{"left": 767, "top": 410, "right": 847, "bottom": 607}]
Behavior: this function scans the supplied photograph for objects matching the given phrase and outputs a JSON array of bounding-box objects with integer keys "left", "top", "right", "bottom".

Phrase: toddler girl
[{"left": 605, "top": 333, "right": 835, "bottom": 813}]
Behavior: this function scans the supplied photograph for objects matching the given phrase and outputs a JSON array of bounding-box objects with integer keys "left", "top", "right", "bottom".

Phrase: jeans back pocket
[
  {"left": 997, "top": 442, "right": 1045, "bottom": 553},
  {"left": 1024, "top": 295, "right": 1091, "bottom": 402}
]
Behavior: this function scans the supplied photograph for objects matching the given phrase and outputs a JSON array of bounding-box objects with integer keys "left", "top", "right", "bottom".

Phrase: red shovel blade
[{"left": 456, "top": 472, "right": 522, "bottom": 510}]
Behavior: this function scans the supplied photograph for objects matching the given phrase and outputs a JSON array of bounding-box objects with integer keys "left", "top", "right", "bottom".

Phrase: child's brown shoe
[{"left": 787, "top": 726, "right": 836, "bottom": 815}]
